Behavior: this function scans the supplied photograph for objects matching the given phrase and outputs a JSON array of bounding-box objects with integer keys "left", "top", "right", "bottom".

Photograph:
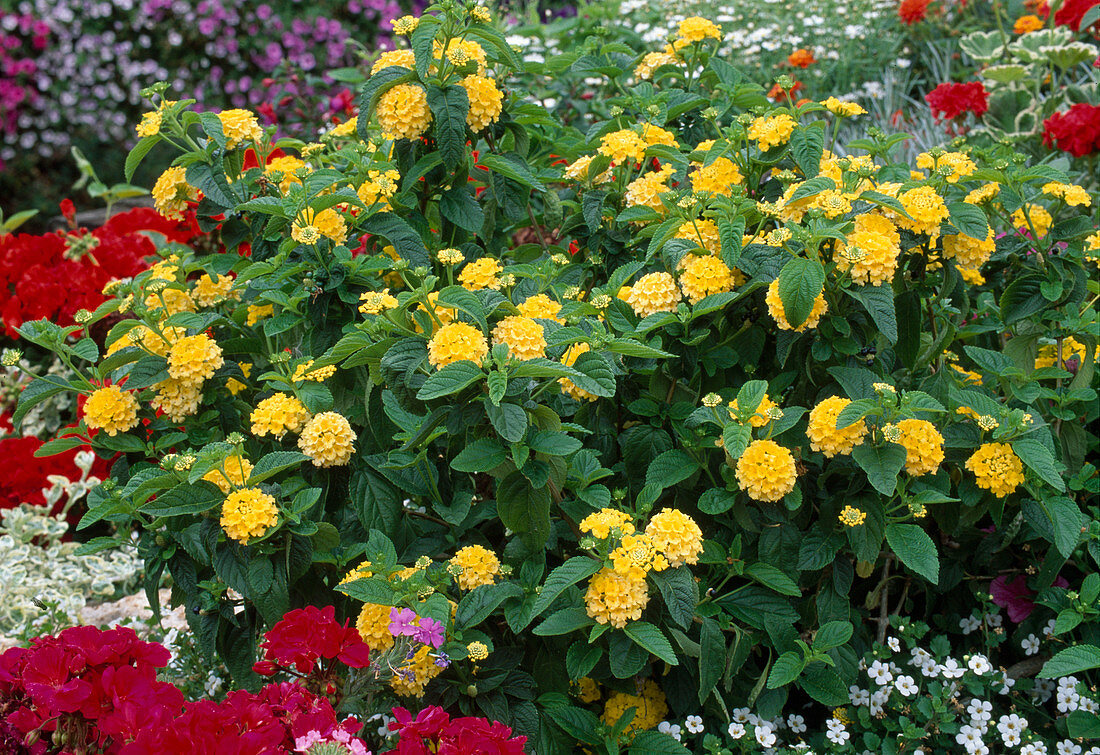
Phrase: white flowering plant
[{"left": 12, "top": 1, "right": 1100, "bottom": 752}]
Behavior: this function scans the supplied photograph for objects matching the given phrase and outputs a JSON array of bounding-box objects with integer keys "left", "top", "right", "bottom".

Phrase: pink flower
[{"left": 990, "top": 574, "right": 1069, "bottom": 623}]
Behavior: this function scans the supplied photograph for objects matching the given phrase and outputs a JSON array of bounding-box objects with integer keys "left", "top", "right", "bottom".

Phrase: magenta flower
[
  {"left": 414, "top": 617, "right": 446, "bottom": 648},
  {"left": 388, "top": 607, "right": 419, "bottom": 637},
  {"left": 990, "top": 574, "right": 1069, "bottom": 623}
]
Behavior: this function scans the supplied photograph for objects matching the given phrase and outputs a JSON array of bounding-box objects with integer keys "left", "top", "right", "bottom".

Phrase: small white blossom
[
  {"left": 658, "top": 721, "right": 682, "bottom": 742},
  {"left": 684, "top": 715, "right": 704, "bottom": 734},
  {"left": 868, "top": 660, "right": 893, "bottom": 686},
  {"left": 1022, "top": 634, "right": 1041, "bottom": 656},
  {"left": 967, "top": 699, "right": 993, "bottom": 723},
  {"left": 826, "top": 719, "right": 850, "bottom": 745},
  {"left": 939, "top": 657, "right": 965, "bottom": 679},
  {"left": 727, "top": 721, "right": 745, "bottom": 740},
  {"left": 960, "top": 615, "right": 982, "bottom": 634},
  {"left": 755, "top": 723, "right": 776, "bottom": 748},
  {"left": 787, "top": 714, "right": 806, "bottom": 734},
  {"left": 1043, "top": 618, "right": 1058, "bottom": 638},
  {"left": 968, "top": 654, "right": 992, "bottom": 675},
  {"left": 895, "top": 675, "right": 918, "bottom": 696},
  {"left": 1021, "top": 744, "right": 1050, "bottom": 755},
  {"left": 886, "top": 636, "right": 901, "bottom": 652},
  {"left": 1057, "top": 741, "right": 1082, "bottom": 755}
]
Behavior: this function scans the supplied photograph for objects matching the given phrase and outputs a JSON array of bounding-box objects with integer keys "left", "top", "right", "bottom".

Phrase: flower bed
[{"left": 3, "top": 1, "right": 1099, "bottom": 753}]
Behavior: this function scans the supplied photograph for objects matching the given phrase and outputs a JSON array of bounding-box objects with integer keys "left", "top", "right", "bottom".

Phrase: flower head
[
  {"left": 645, "top": 508, "right": 703, "bottom": 567},
  {"left": 151, "top": 166, "right": 198, "bottom": 220},
  {"left": 450, "top": 545, "right": 501, "bottom": 590},
  {"left": 298, "top": 412, "right": 357, "bottom": 467},
  {"left": 626, "top": 272, "right": 681, "bottom": 317},
  {"left": 459, "top": 257, "right": 503, "bottom": 290},
  {"left": 167, "top": 334, "right": 223, "bottom": 385},
  {"left": 747, "top": 114, "right": 797, "bottom": 151},
  {"left": 83, "top": 385, "right": 140, "bottom": 436},
  {"left": 377, "top": 84, "right": 433, "bottom": 141},
  {"left": 966, "top": 443, "right": 1025, "bottom": 497},
  {"left": 428, "top": 322, "right": 489, "bottom": 368},
  {"left": 807, "top": 396, "right": 867, "bottom": 457},
  {"left": 221, "top": 487, "right": 279, "bottom": 543},
  {"left": 735, "top": 439, "right": 797, "bottom": 502},
  {"left": 251, "top": 393, "right": 311, "bottom": 438},
  {"left": 585, "top": 567, "right": 649, "bottom": 628},
  {"left": 492, "top": 316, "right": 547, "bottom": 361},
  {"left": 216, "top": 109, "right": 263, "bottom": 149},
  {"left": 896, "top": 418, "right": 944, "bottom": 476},
  {"left": 461, "top": 75, "right": 503, "bottom": 131}
]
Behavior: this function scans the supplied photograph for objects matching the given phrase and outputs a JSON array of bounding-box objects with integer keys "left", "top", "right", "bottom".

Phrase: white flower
[
  {"left": 956, "top": 725, "right": 985, "bottom": 752},
  {"left": 684, "top": 715, "right": 704, "bottom": 734},
  {"left": 960, "top": 615, "right": 981, "bottom": 634},
  {"left": 1003, "top": 731, "right": 1022, "bottom": 748},
  {"left": 731, "top": 707, "right": 753, "bottom": 723},
  {"left": 868, "top": 660, "right": 893, "bottom": 686},
  {"left": 968, "top": 654, "right": 992, "bottom": 675},
  {"left": 868, "top": 688, "right": 889, "bottom": 716},
  {"left": 909, "top": 647, "right": 932, "bottom": 667},
  {"left": 895, "top": 675, "right": 918, "bottom": 696},
  {"left": 787, "top": 714, "right": 806, "bottom": 734},
  {"left": 727, "top": 722, "right": 745, "bottom": 740},
  {"left": 1043, "top": 618, "right": 1058, "bottom": 638},
  {"left": 998, "top": 672, "right": 1015, "bottom": 695},
  {"left": 887, "top": 636, "right": 901, "bottom": 652},
  {"left": 1057, "top": 741, "right": 1082, "bottom": 755},
  {"left": 997, "top": 713, "right": 1028, "bottom": 735},
  {"left": 755, "top": 723, "right": 777, "bottom": 748},
  {"left": 967, "top": 699, "right": 993, "bottom": 723},
  {"left": 1022, "top": 634, "right": 1041, "bottom": 656},
  {"left": 658, "top": 721, "right": 682, "bottom": 741},
  {"left": 826, "top": 719, "right": 850, "bottom": 745},
  {"left": 984, "top": 612, "right": 1002, "bottom": 628},
  {"left": 1022, "top": 744, "right": 1050, "bottom": 755},
  {"left": 920, "top": 657, "right": 939, "bottom": 677},
  {"left": 939, "top": 657, "right": 965, "bottom": 678},
  {"left": 849, "top": 685, "right": 870, "bottom": 706},
  {"left": 1079, "top": 696, "right": 1099, "bottom": 714},
  {"left": 1032, "top": 678, "right": 1056, "bottom": 703},
  {"left": 1057, "top": 687, "right": 1081, "bottom": 713}
]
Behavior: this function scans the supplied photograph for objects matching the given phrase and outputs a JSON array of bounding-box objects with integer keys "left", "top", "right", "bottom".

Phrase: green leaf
[
  {"left": 486, "top": 400, "right": 527, "bottom": 443},
  {"left": 628, "top": 731, "right": 692, "bottom": 755},
  {"left": 533, "top": 606, "right": 593, "bottom": 636},
  {"left": 698, "top": 618, "right": 725, "bottom": 703},
  {"left": 699, "top": 487, "right": 737, "bottom": 514},
  {"left": 814, "top": 620, "right": 853, "bottom": 650},
  {"left": 13, "top": 375, "right": 73, "bottom": 429},
  {"left": 418, "top": 361, "right": 484, "bottom": 400},
  {"left": 645, "top": 449, "right": 699, "bottom": 490},
  {"left": 623, "top": 621, "right": 678, "bottom": 665},
  {"left": 529, "top": 431, "right": 582, "bottom": 457},
  {"left": 125, "top": 135, "right": 161, "bottom": 182},
  {"left": 496, "top": 471, "right": 551, "bottom": 549},
  {"left": 360, "top": 213, "right": 430, "bottom": 267},
  {"left": 568, "top": 352, "right": 616, "bottom": 397},
  {"left": 478, "top": 153, "right": 546, "bottom": 192},
  {"left": 767, "top": 651, "right": 805, "bottom": 688},
  {"left": 745, "top": 563, "right": 801, "bottom": 597},
  {"left": 33, "top": 437, "right": 86, "bottom": 457},
  {"left": 248, "top": 451, "right": 310, "bottom": 484},
  {"left": 722, "top": 424, "right": 752, "bottom": 460},
  {"left": 427, "top": 84, "right": 470, "bottom": 170},
  {"left": 947, "top": 202, "right": 989, "bottom": 239},
  {"left": 651, "top": 567, "right": 698, "bottom": 629},
  {"left": 844, "top": 285, "right": 897, "bottom": 343},
  {"left": 1039, "top": 645, "right": 1100, "bottom": 679},
  {"left": 851, "top": 443, "right": 906, "bottom": 495},
  {"left": 1012, "top": 437, "right": 1066, "bottom": 492},
  {"left": 777, "top": 257, "right": 825, "bottom": 331},
  {"left": 885, "top": 523, "right": 939, "bottom": 583},
  {"left": 441, "top": 185, "right": 484, "bottom": 233},
  {"left": 528, "top": 557, "right": 602, "bottom": 622},
  {"left": 895, "top": 290, "right": 922, "bottom": 369},
  {"left": 1029, "top": 496, "right": 1084, "bottom": 557},
  {"left": 999, "top": 275, "right": 1047, "bottom": 326},
  {"left": 140, "top": 482, "right": 222, "bottom": 518},
  {"left": 789, "top": 124, "right": 825, "bottom": 178},
  {"left": 456, "top": 582, "right": 522, "bottom": 628},
  {"left": 451, "top": 438, "right": 508, "bottom": 473},
  {"left": 799, "top": 665, "right": 849, "bottom": 706},
  {"left": 1067, "top": 710, "right": 1100, "bottom": 739}
]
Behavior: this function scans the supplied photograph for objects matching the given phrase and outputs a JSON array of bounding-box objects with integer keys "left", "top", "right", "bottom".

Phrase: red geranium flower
[
  {"left": 1043, "top": 102, "right": 1100, "bottom": 157},
  {"left": 1054, "top": 0, "right": 1100, "bottom": 30},
  {"left": 899, "top": 0, "right": 933, "bottom": 24},
  {"left": 258, "top": 605, "right": 371, "bottom": 674},
  {"left": 925, "top": 81, "right": 989, "bottom": 120}
]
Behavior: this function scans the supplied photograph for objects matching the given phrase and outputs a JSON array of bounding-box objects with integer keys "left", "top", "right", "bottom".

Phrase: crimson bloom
[
  {"left": 258, "top": 604, "right": 371, "bottom": 674},
  {"left": 1043, "top": 103, "right": 1100, "bottom": 157},
  {"left": 925, "top": 81, "right": 989, "bottom": 120},
  {"left": 991, "top": 574, "right": 1070, "bottom": 622},
  {"left": 898, "top": 0, "right": 933, "bottom": 24}
]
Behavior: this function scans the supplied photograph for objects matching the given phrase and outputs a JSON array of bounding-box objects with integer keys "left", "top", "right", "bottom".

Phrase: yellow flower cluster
[
  {"left": 151, "top": 167, "right": 198, "bottom": 220},
  {"left": 626, "top": 271, "right": 681, "bottom": 317},
  {"left": 676, "top": 219, "right": 721, "bottom": 254},
  {"left": 838, "top": 505, "right": 866, "bottom": 527},
  {"left": 611, "top": 533, "right": 668, "bottom": 574},
  {"left": 840, "top": 213, "right": 900, "bottom": 286},
  {"left": 390, "top": 644, "right": 445, "bottom": 697},
  {"left": 895, "top": 418, "right": 944, "bottom": 476},
  {"left": 691, "top": 156, "right": 743, "bottom": 196},
  {"left": 624, "top": 165, "right": 674, "bottom": 214},
  {"left": 735, "top": 439, "right": 798, "bottom": 502},
  {"left": 635, "top": 50, "right": 678, "bottom": 80},
  {"left": 83, "top": 385, "right": 140, "bottom": 436},
  {"left": 601, "top": 681, "right": 668, "bottom": 737},
  {"left": 728, "top": 393, "right": 777, "bottom": 428},
  {"left": 216, "top": 109, "right": 263, "bottom": 150},
  {"left": 151, "top": 377, "right": 203, "bottom": 422},
  {"left": 747, "top": 114, "right": 796, "bottom": 152},
  {"left": 220, "top": 487, "right": 279, "bottom": 543},
  {"left": 1042, "top": 182, "right": 1092, "bottom": 207},
  {"left": 822, "top": 97, "right": 866, "bottom": 117},
  {"left": 598, "top": 129, "right": 648, "bottom": 165},
  {"left": 136, "top": 110, "right": 161, "bottom": 137},
  {"left": 580, "top": 508, "right": 636, "bottom": 539},
  {"left": 898, "top": 186, "right": 950, "bottom": 236},
  {"left": 459, "top": 257, "right": 503, "bottom": 290},
  {"left": 298, "top": 411, "right": 357, "bottom": 467},
  {"left": 292, "top": 360, "right": 337, "bottom": 383},
  {"left": 644, "top": 508, "right": 703, "bottom": 567},
  {"left": 517, "top": 293, "right": 564, "bottom": 324},
  {"left": 678, "top": 254, "right": 735, "bottom": 304},
  {"left": 942, "top": 230, "right": 995, "bottom": 271},
  {"left": 766, "top": 278, "right": 828, "bottom": 332},
  {"left": 966, "top": 442, "right": 1025, "bottom": 497},
  {"left": 916, "top": 151, "right": 976, "bottom": 183},
  {"left": 807, "top": 396, "right": 867, "bottom": 457},
  {"left": 192, "top": 273, "right": 238, "bottom": 307},
  {"left": 202, "top": 454, "right": 253, "bottom": 494},
  {"left": 428, "top": 322, "right": 489, "bottom": 368},
  {"left": 559, "top": 342, "right": 597, "bottom": 401},
  {"left": 450, "top": 544, "right": 501, "bottom": 590},
  {"left": 166, "top": 334, "right": 223, "bottom": 386},
  {"left": 461, "top": 75, "right": 503, "bottom": 131},
  {"left": 585, "top": 566, "right": 649, "bottom": 628},
  {"left": 357, "top": 169, "right": 401, "bottom": 211},
  {"left": 292, "top": 207, "right": 348, "bottom": 246},
  {"left": 676, "top": 16, "right": 722, "bottom": 43},
  {"left": 492, "top": 316, "right": 547, "bottom": 360},
  {"left": 371, "top": 49, "right": 415, "bottom": 75},
  {"left": 377, "top": 84, "right": 433, "bottom": 141},
  {"left": 1034, "top": 336, "right": 1095, "bottom": 369},
  {"left": 1012, "top": 204, "right": 1052, "bottom": 237},
  {"left": 359, "top": 289, "right": 399, "bottom": 315},
  {"left": 356, "top": 602, "right": 395, "bottom": 652},
  {"left": 265, "top": 155, "right": 307, "bottom": 193},
  {"left": 246, "top": 303, "right": 274, "bottom": 326},
  {"left": 250, "top": 392, "right": 311, "bottom": 438}
]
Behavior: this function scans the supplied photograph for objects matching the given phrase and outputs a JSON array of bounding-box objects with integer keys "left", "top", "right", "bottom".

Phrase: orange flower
[
  {"left": 787, "top": 48, "right": 816, "bottom": 68},
  {"left": 768, "top": 80, "right": 804, "bottom": 102}
]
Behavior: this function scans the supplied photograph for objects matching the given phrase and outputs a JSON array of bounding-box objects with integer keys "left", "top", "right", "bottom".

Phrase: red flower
[
  {"left": 259, "top": 605, "right": 371, "bottom": 674},
  {"left": 0, "top": 435, "right": 112, "bottom": 513},
  {"left": 385, "top": 706, "right": 526, "bottom": 755},
  {"left": 1054, "top": 0, "right": 1100, "bottom": 30},
  {"left": 990, "top": 574, "right": 1069, "bottom": 622},
  {"left": 898, "top": 0, "right": 933, "bottom": 23},
  {"left": 787, "top": 48, "right": 816, "bottom": 68},
  {"left": 1043, "top": 103, "right": 1100, "bottom": 157},
  {"left": 925, "top": 81, "right": 989, "bottom": 120}
]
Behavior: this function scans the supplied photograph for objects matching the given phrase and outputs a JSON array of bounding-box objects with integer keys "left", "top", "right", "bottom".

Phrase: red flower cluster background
[
  {"left": 0, "top": 206, "right": 198, "bottom": 339},
  {"left": 0, "top": 435, "right": 111, "bottom": 511},
  {"left": 385, "top": 705, "right": 527, "bottom": 755},
  {"left": 1043, "top": 103, "right": 1100, "bottom": 157},
  {"left": 925, "top": 81, "right": 989, "bottom": 120}
]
